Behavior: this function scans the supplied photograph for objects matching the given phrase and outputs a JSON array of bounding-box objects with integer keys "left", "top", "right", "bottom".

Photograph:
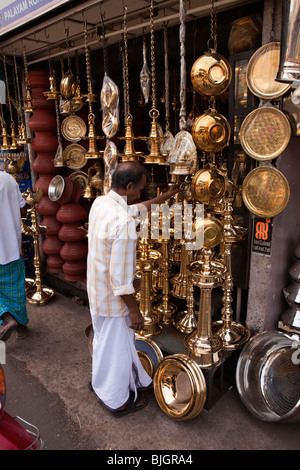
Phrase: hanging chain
[
  {"left": 84, "top": 21, "right": 93, "bottom": 114},
  {"left": 270, "top": 0, "right": 277, "bottom": 41},
  {"left": 123, "top": 3, "right": 130, "bottom": 118},
  {"left": 163, "top": 23, "right": 170, "bottom": 130},
  {"left": 3, "top": 55, "right": 14, "bottom": 128},
  {"left": 22, "top": 45, "right": 29, "bottom": 89},
  {"left": 179, "top": 0, "right": 187, "bottom": 131},
  {"left": 100, "top": 11, "right": 109, "bottom": 75},
  {"left": 65, "top": 24, "right": 72, "bottom": 72},
  {"left": 13, "top": 52, "right": 23, "bottom": 127},
  {"left": 208, "top": 0, "right": 217, "bottom": 51},
  {"left": 149, "top": 0, "right": 157, "bottom": 111}
]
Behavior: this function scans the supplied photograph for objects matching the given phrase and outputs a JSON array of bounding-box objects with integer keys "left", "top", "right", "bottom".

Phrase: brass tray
[
  {"left": 61, "top": 115, "right": 87, "bottom": 142},
  {"left": 69, "top": 170, "right": 89, "bottom": 195},
  {"left": 246, "top": 42, "right": 291, "bottom": 100},
  {"left": 242, "top": 166, "right": 290, "bottom": 218},
  {"left": 240, "top": 106, "right": 291, "bottom": 161},
  {"left": 63, "top": 144, "right": 87, "bottom": 170}
]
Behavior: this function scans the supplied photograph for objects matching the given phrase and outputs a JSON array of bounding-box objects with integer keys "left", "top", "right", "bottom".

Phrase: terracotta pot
[
  {"left": 28, "top": 70, "right": 50, "bottom": 89},
  {"left": 42, "top": 235, "right": 64, "bottom": 255},
  {"left": 57, "top": 177, "right": 75, "bottom": 205},
  {"left": 37, "top": 195, "right": 60, "bottom": 216},
  {"left": 62, "top": 259, "right": 87, "bottom": 282},
  {"left": 32, "top": 154, "right": 56, "bottom": 174},
  {"left": 34, "top": 174, "right": 54, "bottom": 194},
  {"left": 58, "top": 223, "right": 86, "bottom": 242},
  {"left": 28, "top": 109, "right": 57, "bottom": 133},
  {"left": 60, "top": 241, "right": 88, "bottom": 260},
  {"left": 56, "top": 203, "right": 88, "bottom": 224},
  {"left": 31, "top": 132, "right": 58, "bottom": 153},
  {"left": 41, "top": 216, "right": 62, "bottom": 235},
  {"left": 46, "top": 255, "right": 64, "bottom": 273}
]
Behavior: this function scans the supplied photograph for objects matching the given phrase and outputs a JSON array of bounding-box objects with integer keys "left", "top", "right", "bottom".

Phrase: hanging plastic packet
[
  {"left": 103, "top": 140, "right": 119, "bottom": 195},
  {"left": 140, "top": 35, "right": 151, "bottom": 104},
  {"left": 100, "top": 72, "right": 120, "bottom": 139}
]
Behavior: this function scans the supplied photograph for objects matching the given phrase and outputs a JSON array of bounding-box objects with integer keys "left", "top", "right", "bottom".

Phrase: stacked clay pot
[
  {"left": 28, "top": 70, "right": 64, "bottom": 273},
  {"left": 56, "top": 177, "right": 88, "bottom": 282}
]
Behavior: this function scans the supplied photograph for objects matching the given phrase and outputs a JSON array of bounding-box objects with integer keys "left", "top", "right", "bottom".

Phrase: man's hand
[{"left": 129, "top": 307, "right": 144, "bottom": 331}]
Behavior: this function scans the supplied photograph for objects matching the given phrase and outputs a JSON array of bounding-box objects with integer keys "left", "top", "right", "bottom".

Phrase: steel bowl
[
  {"left": 236, "top": 330, "right": 300, "bottom": 423},
  {"left": 48, "top": 175, "right": 65, "bottom": 202}
]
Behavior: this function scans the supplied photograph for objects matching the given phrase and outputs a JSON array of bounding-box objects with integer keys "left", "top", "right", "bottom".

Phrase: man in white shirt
[
  {"left": 87, "top": 161, "right": 179, "bottom": 416},
  {"left": 0, "top": 171, "right": 29, "bottom": 341}
]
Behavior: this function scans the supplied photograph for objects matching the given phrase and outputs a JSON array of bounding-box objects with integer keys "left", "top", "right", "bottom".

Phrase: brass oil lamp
[{"left": 22, "top": 188, "right": 55, "bottom": 305}]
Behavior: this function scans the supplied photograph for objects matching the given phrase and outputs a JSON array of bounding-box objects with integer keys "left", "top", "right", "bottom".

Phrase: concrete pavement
[{"left": 2, "top": 292, "right": 300, "bottom": 451}]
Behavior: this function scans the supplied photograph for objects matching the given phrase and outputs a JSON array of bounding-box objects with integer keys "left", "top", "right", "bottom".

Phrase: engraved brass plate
[
  {"left": 242, "top": 166, "right": 290, "bottom": 218},
  {"left": 61, "top": 115, "right": 87, "bottom": 142},
  {"left": 246, "top": 42, "right": 291, "bottom": 100},
  {"left": 69, "top": 170, "right": 89, "bottom": 195},
  {"left": 240, "top": 106, "right": 291, "bottom": 161},
  {"left": 63, "top": 144, "right": 87, "bottom": 170}
]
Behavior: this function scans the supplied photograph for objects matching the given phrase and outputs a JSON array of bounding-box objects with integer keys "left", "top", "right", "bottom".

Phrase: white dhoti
[{"left": 91, "top": 314, "right": 152, "bottom": 411}]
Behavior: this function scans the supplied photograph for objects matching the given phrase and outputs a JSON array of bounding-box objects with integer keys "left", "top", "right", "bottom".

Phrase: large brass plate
[
  {"left": 63, "top": 144, "right": 87, "bottom": 170},
  {"left": 242, "top": 166, "right": 290, "bottom": 218},
  {"left": 61, "top": 115, "right": 87, "bottom": 142},
  {"left": 240, "top": 107, "right": 291, "bottom": 161},
  {"left": 246, "top": 42, "right": 291, "bottom": 100}
]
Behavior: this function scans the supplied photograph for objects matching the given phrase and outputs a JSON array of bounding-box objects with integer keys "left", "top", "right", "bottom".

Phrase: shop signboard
[
  {"left": 251, "top": 216, "right": 273, "bottom": 256},
  {"left": 0, "top": 0, "right": 71, "bottom": 36}
]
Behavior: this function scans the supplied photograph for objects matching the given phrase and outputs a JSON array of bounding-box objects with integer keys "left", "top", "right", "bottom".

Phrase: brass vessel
[
  {"left": 60, "top": 70, "right": 78, "bottom": 100},
  {"left": 191, "top": 167, "right": 226, "bottom": 206},
  {"left": 191, "top": 50, "right": 232, "bottom": 97},
  {"left": 154, "top": 353, "right": 207, "bottom": 420},
  {"left": 191, "top": 107, "right": 231, "bottom": 154}
]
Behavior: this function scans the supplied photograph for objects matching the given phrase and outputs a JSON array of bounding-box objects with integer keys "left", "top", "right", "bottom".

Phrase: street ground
[{"left": 2, "top": 292, "right": 300, "bottom": 452}]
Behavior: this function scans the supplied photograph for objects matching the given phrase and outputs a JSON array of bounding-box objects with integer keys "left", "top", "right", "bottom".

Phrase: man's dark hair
[{"left": 111, "top": 161, "right": 148, "bottom": 189}]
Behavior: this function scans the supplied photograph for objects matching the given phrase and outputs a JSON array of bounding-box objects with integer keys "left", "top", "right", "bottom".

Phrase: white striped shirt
[{"left": 87, "top": 190, "right": 139, "bottom": 317}]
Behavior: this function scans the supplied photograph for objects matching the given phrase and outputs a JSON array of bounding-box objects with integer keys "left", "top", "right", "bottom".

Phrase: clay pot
[
  {"left": 62, "top": 259, "right": 87, "bottom": 282},
  {"left": 58, "top": 223, "right": 86, "bottom": 242},
  {"left": 28, "top": 70, "right": 50, "bottom": 89},
  {"left": 37, "top": 195, "right": 60, "bottom": 216},
  {"left": 28, "top": 109, "right": 57, "bottom": 133},
  {"left": 41, "top": 216, "right": 62, "bottom": 235},
  {"left": 34, "top": 175, "right": 54, "bottom": 194},
  {"left": 46, "top": 255, "right": 64, "bottom": 273},
  {"left": 32, "top": 154, "right": 56, "bottom": 174},
  {"left": 60, "top": 241, "right": 88, "bottom": 261},
  {"left": 31, "top": 132, "right": 59, "bottom": 153},
  {"left": 56, "top": 203, "right": 88, "bottom": 224},
  {"left": 42, "top": 235, "right": 64, "bottom": 255}
]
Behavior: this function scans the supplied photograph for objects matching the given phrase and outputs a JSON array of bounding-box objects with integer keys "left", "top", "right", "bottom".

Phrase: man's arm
[
  {"left": 120, "top": 294, "right": 144, "bottom": 330},
  {"left": 136, "top": 184, "right": 181, "bottom": 214}
]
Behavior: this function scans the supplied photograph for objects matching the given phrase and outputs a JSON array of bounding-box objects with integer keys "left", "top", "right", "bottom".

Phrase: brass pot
[
  {"left": 191, "top": 107, "right": 231, "bottom": 153},
  {"left": 191, "top": 167, "right": 226, "bottom": 205},
  {"left": 192, "top": 215, "right": 224, "bottom": 250},
  {"left": 191, "top": 49, "right": 232, "bottom": 97},
  {"left": 60, "top": 71, "right": 78, "bottom": 100}
]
